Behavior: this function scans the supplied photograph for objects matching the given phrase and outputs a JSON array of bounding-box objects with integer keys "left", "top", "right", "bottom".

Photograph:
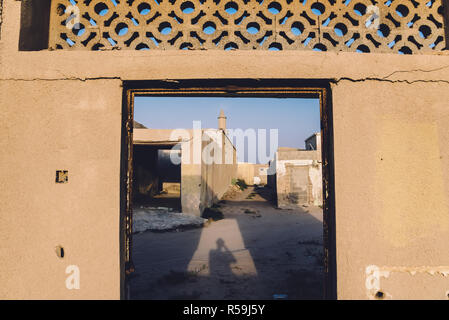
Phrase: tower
[{"left": 218, "top": 109, "right": 227, "bottom": 130}]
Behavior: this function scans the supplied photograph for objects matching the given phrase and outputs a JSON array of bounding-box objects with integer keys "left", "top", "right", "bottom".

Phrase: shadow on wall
[
  {"left": 19, "top": 0, "right": 52, "bottom": 51},
  {"left": 129, "top": 176, "right": 324, "bottom": 300},
  {"left": 133, "top": 145, "right": 181, "bottom": 206},
  {"left": 133, "top": 145, "right": 159, "bottom": 202}
]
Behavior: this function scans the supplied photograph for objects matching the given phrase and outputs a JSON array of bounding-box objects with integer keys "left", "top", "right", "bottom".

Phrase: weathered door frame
[{"left": 120, "top": 79, "right": 337, "bottom": 300}]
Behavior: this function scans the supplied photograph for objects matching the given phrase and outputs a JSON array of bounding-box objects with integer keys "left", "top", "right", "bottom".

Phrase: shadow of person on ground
[{"left": 209, "top": 238, "right": 237, "bottom": 278}]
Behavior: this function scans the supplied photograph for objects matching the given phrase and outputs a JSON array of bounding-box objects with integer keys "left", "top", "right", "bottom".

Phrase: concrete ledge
[{"left": 1, "top": 50, "right": 449, "bottom": 84}]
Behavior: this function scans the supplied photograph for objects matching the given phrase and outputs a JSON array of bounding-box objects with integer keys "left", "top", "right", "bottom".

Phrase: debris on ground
[
  {"left": 222, "top": 184, "right": 243, "bottom": 200},
  {"left": 202, "top": 207, "right": 224, "bottom": 221},
  {"left": 304, "top": 247, "right": 324, "bottom": 266},
  {"left": 133, "top": 207, "right": 207, "bottom": 233},
  {"left": 246, "top": 192, "right": 257, "bottom": 199},
  {"left": 243, "top": 208, "right": 262, "bottom": 218}
]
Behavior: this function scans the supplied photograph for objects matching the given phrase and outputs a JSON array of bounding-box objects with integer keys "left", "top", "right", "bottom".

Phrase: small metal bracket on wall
[{"left": 55, "top": 170, "right": 68, "bottom": 184}]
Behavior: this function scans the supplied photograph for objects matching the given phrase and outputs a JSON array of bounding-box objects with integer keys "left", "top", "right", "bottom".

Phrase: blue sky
[{"left": 134, "top": 97, "right": 320, "bottom": 163}]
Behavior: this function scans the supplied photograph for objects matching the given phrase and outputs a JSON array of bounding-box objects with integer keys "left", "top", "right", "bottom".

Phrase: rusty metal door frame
[{"left": 120, "top": 79, "right": 337, "bottom": 300}]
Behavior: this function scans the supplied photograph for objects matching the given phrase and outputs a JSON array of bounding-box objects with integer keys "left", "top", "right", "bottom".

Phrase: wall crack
[
  {"left": 333, "top": 77, "right": 449, "bottom": 85},
  {"left": 0, "top": 76, "right": 123, "bottom": 82}
]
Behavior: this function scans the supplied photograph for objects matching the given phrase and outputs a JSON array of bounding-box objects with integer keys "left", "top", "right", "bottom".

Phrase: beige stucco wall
[
  {"left": 201, "top": 130, "right": 237, "bottom": 211},
  {"left": 333, "top": 81, "right": 449, "bottom": 299},
  {"left": 133, "top": 129, "right": 179, "bottom": 144},
  {"left": 0, "top": 79, "right": 123, "bottom": 299},
  {"left": 237, "top": 163, "right": 269, "bottom": 185},
  {"left": 1, "top": 0, "right": 449, "bottom": 299}
]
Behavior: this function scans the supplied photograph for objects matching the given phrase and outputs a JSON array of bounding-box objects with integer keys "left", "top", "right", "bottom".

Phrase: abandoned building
[
  {"left": 2, "top": 0, "right": 449, "bottom": 300},
  {"left": 133, "top": 111, "right": 237, "bottom": 216},
  {"left": 305, "top": 132, "right": 321, "bottom": 153},
  {"left": 133, "top": 131, "right": 182, "bottom": 211},
  {"left": 268, "top": 133, "right": 323, "bottom": 208}
]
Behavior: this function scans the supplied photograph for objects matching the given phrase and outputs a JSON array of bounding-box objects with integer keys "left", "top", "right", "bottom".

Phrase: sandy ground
[{"left": 128, "top": 185, "right": 324, "bottom": 300}]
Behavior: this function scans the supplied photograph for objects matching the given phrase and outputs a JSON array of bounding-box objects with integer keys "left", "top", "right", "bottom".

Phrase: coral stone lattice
[{"left": 49, "top": 0, "right": 446, "bottom": 53}]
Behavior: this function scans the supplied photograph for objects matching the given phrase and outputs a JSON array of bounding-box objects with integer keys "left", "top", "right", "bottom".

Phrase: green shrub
[{"left": 231, "top": 178, "right": 248, "bottom": 191}]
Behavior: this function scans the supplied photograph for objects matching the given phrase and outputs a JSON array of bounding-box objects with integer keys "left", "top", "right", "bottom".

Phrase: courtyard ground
[{"left": 128, "top": 185, "right": 324, "bottom": 300}]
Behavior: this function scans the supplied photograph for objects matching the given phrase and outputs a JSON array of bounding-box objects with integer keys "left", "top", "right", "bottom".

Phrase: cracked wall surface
[
  {"left": 365, "top": 265, "right": 449, "bottom": 299},
  {"left": 1, "top": 0, "right": 449, "bottom": 299}
]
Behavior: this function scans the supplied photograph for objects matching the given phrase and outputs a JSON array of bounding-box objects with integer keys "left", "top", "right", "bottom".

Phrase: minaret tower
[{"left": 218, "top": 109, "right": 227, "bottom": 131}]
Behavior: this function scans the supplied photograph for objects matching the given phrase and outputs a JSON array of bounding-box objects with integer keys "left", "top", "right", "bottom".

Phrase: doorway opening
[
  {"left": 132, "top": 143, "right": 182, "bottom": 232},
  {"left": 120, "top": 79, "right": 336, "bottom": 300}
]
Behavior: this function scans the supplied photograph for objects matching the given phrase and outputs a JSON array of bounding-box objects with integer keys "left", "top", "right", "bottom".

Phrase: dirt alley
[{"left": 129, "top": 185, "right": 324, "bottom": 300}]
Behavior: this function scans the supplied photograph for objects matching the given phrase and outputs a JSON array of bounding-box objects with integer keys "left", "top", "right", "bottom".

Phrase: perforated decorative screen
[
  {"left": 49, "top": 0, "right": 446, "bottom": 53},
  {"left": 0, "top": 0, "right": 3, "bottom": 40}
]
